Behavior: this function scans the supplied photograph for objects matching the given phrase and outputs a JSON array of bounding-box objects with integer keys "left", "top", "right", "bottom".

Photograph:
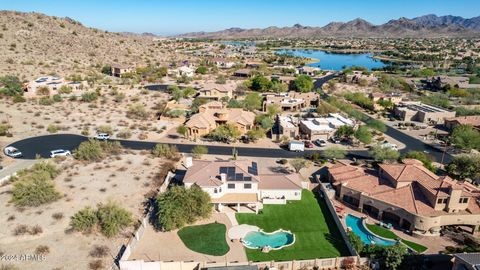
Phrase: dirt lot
[{"left": 0, "top": 151, "right": 168, "bottom": 270}]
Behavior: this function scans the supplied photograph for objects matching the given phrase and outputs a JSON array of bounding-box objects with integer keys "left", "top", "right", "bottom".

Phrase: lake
[{"left": 276, "top": 49, "right": 388, "bottom": 71}]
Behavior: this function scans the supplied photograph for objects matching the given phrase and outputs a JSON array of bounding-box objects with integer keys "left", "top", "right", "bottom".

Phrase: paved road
[{"left": 7, "top": 134, "right": 372, "bottom": 160}]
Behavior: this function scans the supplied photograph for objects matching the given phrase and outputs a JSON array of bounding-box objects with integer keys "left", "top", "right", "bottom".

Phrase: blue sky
[{"left": 1, "top": 0, "right": 479, "bottom": 35}]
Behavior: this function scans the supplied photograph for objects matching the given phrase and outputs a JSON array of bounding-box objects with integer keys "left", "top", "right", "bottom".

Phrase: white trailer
[{"left": 289, "top": 141, "right": 305, "bottom": 152}]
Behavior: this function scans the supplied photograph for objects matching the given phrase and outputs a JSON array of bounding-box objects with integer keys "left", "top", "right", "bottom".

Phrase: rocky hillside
[
  {"left": 178, "top": 14, "right": 480, "bottom": 39},
  {"left": 0, "top": 11, "right": 171, "bottom": 80}
]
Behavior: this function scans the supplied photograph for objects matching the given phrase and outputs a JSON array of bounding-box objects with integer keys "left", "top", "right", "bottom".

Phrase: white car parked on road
[
  {"left": 4, "top": 146, "right": 22, "bottom": 158},
  {"left": 94, "top": 133, "right": 110, "bottom": 140},
  {"left": 50, "top": 149, "right": 71, "bottom": 158}
]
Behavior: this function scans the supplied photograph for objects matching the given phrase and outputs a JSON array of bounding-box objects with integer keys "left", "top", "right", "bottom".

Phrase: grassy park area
[{"left": 236, "top": 190, "right": 350, "bottom": 261}]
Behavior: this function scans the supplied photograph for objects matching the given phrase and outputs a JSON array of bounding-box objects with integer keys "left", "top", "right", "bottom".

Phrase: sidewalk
[{"left": 0, "top": 159, "right": 37, "bottom": 183}]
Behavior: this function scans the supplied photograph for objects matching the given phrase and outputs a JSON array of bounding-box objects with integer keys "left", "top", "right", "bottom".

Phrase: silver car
[
  {"left": 50, "top": 149, "right": 71, "bottom": 158},
  {"left": 4, "top": 146, "right": 22, "bottom": 158}
]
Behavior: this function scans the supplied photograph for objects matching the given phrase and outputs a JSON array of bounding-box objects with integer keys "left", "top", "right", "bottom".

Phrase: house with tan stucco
[
  {"left": 328, "top": 159, "right": 480, "bottom": 237},
  {"left": 184, "top": 101, "right": 255, "bottom": 140},
  {"left": 197, "top": 82, "right": 235, "bottom": 100},
  {"left": 183, "top": 159, "right": 304, "bottom": 213}
]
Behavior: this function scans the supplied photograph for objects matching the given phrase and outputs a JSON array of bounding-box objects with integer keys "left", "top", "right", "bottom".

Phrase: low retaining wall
[{"left": 262, "top": 198, "right": 286, "bottom": 205}]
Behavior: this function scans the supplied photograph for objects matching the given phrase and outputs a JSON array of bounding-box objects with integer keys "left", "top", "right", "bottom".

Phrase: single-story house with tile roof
[
  {"left": 328, "top": 159, "right": 480, "bottom": 236},
  {"left": 183, "top": 159, "right": 304, "bottom": 213}
]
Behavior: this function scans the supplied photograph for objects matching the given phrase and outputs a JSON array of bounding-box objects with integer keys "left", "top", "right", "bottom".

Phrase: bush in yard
[
  {"left": 207, "top": 124, "right": 241, "bottom": 143},
  {"left": 81, "top": 91, "right": 98, "bottom": 102},
  {"left": 97, "top": 202, "right": 133, "bottom": 237},
  {"left": 446, "top": 154, "right": 480, "bottom": 181},
  {"left": 156, "top": 185, "right": 212, "bottom": 231},
  {"left": 354, "top": 125, "right": 372, "bottom": 144},
  {"left": 127, "top": 103, "right": 149, "bottom": 120},
  {"left": 191, "top": 145, "right": 208, "bottom": 159},
  {"left": 323, "top": 146, "right": 346, "bottom": 159},
  {"left": 176, "top": 125, "right": 188, "bottom": 138},
  {"left": 290, "top": 157, "right": 311, "bottom": 173},
  {"left": 370, "top": 144, "right": 400, "bottom": 162},
  {"left": 70, "top": 207, "right": 99, "bottom": 233},
  {"left": 10, "top": 161, "right": 61, "bottom": 207},
  {"left": 450, "top": 124, "right": 480, "bottom": 151},
  {"left": 52, "top": 94, "right": 62, "bottom": 102},
  {"left": 12, "top": 95, "right": 26, "bottom": 103},
  {"left": 0, "top": 124, "right": 12, "bottom": 136},
  {"left": 152, "top": 144, "right": 178, "bottom": 159},
  {"left": 116, "top": 129, "right": 132, "bottom": 139},
  {"left": 89, "top": 245, "right": 110, "bottom": 258},
  {"left": 38, "top": 96, "right": 54, "bottom": 105},
  {"left": 96, "top": 125, "right": 113, "bottom": 135},
  {"left": 74, "top": 139, "right": 122, "bottom": 161},
  {"left": 0, "top": 75, "right": 23, "bottom": 96},
  {"left": 46, "top": 124, "right": 60, "bottom": 133},
  {"left": 403, "top": 151, "right": 436, "bottom": 172}
]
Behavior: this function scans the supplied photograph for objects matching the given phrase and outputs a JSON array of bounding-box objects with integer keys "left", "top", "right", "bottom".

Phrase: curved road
[{"left": 8, "top": 134, "right": 373, "bottom": 160}]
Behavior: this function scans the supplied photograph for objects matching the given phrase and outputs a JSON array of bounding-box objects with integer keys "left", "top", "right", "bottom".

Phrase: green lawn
[
  {"left": 236, "top": 190, "right": 350, "bottom": 261},
  {"left": 177, "top": 223, "right": 230, "bottom": 256},
  {"left": 365, "top": 223, "right": 428, "bottom": 253}
]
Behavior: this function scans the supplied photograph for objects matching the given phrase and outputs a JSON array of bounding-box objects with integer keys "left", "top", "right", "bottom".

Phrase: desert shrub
[
  {"left": 13, "top": 225, "right": 29, "bottom": 235},
  {"left": 30, "top": 225, "right": 43, "bottom": 235},
  {"left": 96, "top": 125, "right": 113, "bottom": 135},
  {"left": 52, "top": 212, "right": 64, "bottom": 220},
  {"left": 70, "top": 206, "right": 98, "bottom": 233},
  {"left": 74, "top": 139, "right": 122, "bottom": 161},
  {"left": 191, "top": 145, "right": 208, "bottom": 158},
  {"left": 116, "top": 129, "right": 132, "bottom": 139},
  {"left": 12, "top": 95, "right": 26, "bottom": 103},
  {"left": 58, "top": 85, "right": 73, "bottom": 94},
  {"left": 38, "top": 96, "right": 54, "bottom": 105},
  {"left": 127, "top": 103, "right": 149, "bottom": 120},
  {"left": 52, "top": 94, "right": 62, "bottom": 102},
  {"left": 89, "top": 260, "right": 104, "bottom": 270},
  {"left": 89, "top": 245, "right": 110, "bottom": 258},
  {"left": 46, "top": 124, "right": 60, "bottom": 133},
  {"left": 0, "top": 265, "right": 20, "bottom": 270},
  {"left": 81, "top": 91, "right": 98, "bottom": 102},
  {"left": 36, "top": 86, "right": 50, "bottom": 96},
  {"left": 10, "top": 161, "right": 61, "bottom": 207},
  {"left": 0, "top": 124, "right": 12, "bottom": 136},
  {"left": 35, "top": 245, "right": 50, "bottom": 255},
  {"left": 97, "top": 202, "right": 133, "bottom": 237},
  {"left": 152, "top": 144, "right": 178, "bottom": 159}
]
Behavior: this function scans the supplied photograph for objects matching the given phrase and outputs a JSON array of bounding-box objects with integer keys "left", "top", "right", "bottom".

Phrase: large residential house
[
  {"left": 300, "top": 113, "right": 355, "bottom": 140},
  {"left": 183, "top": 159, "right": 304, "bottom": 213},
  {"left": 111, "top": 63, "right": 134, "bottom": 77},
  {"left": 170, "top": 66, "right": 195, "bottom": 78},
  {"left": 262, "top": 91, "right": 319, "bottom": 112},
  {"left": 197, "top": 82, "right": 235, "bottom": 100},
  {"left": 185, "top": 101, "right": 255, "bottom": 140},
  {"left": 445, "top": 116, "right": 480, "bottom": 131},
  {"left": 393, "top": 101, "right": 456, "bottom": 124},
  {"left": 296, "top": 66, "right": 321, "bottom": 76},
  {"left": 328, "top": 159, "right": 480, "bottom": 236},
  {"left": 208, "top": 58, "right": 236, "bottom": 69},
  {"left": 23, "top": 76, "right": 83, "bottom": 96}
]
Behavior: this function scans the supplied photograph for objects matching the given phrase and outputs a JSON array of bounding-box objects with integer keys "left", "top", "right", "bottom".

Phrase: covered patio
[{"left": 211, "top": 193, "right": 260, "bottom": 214}]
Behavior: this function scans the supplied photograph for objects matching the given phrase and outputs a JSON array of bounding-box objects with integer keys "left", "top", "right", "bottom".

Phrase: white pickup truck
[{"left": 288, "top": 141, "right": 305, "bottom": 152}]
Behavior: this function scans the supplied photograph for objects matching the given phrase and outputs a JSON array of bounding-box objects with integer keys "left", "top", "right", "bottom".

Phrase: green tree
[
  {"left": 243, "top": 93, "right": 262, "bottom": 111},
  {"left": 182, "top": 87, "right": 196, "bottom": 98},
  {"left": 246, "top": 128, "right": 266, "bottom": 142},
  {"left": 335, "top": 125, "right": 355, "bottom": 139},
  {"left": 176, "top": 125, "right": 188, "bottom": 138},
  {"left": 370, "top": 145, "right": 400, "bottom": 162},
  {"left": 249, "top": 75, "right": 272, "bottom": 92},
  {"left": 354, "top": 126, "right": 372, "bottom": 144},
  {"left": 207, "top": 124, "right": 241, "bottom": 143},
  {"left": 0, "top": 75, "right": 23, "bottom": 96},
  {"left": 156, "top": 185, "right": 212, "bottom": 231},
  {"left": 446, "top": 154, "right": 480, "bottom": 180},
  {"left": 451, "top": 124, "right": 480, "bottom": 150},
  {"left": 101, "top": 65, "right": 112, "bottom": 75},
  {"left": 266, "top": 104, "right": 281, "bottom": 118},
  {"left": 195, "top": 66, "right": 208, "bottom": 74},
  {"left": 383, "top": 244, "right": 408, "bottom": 270},
  {"left": 316, "top": 101, "right": 338, "bottom": 115},
  {"left": 323, "top": 146, "right": 346, "bottom": 159},
  {"left": 293, "top": 75, "right": 313, "bottom": 93},
  {"left": 70, "top": 206, "right": 98, "bottom": 233},
  {"left": 191, "top": 145, "right": 208, "bottom": 159},
  {"left": 290, "top": 157, "right": 310, "bottom": 173},
  {"left": 403, "top": 151, "right": 436, "bottom": 172},
  {"left": 172, "top": 88, "right": 184, "bottom": 101},
  {"left": 348, "top": 232, "right": 364, "bottom": 254},
  {"left": 152, "top": 144, "right": 178, "bottom": 159},
  {"left": 97, "top": 202, "right": 133, "bottom": 238},
  {"left": 271, "top": 81, "right": 288, "bottom": 93}
]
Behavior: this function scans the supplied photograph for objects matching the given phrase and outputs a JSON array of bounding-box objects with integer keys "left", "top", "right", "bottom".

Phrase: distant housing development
[{"left": 328, "top": 159, "right": 480, "bottom": 236}]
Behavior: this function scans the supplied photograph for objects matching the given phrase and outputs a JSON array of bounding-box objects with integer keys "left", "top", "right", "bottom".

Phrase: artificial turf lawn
[
  {"left": 236, "top": 190, "right": 350, "bottom": 261},
  {"left": 365, "top": 223, "right": 428, "bottom": 253},
  {"left": 177, "top": 223, "right": 230, "bottom": 256}
]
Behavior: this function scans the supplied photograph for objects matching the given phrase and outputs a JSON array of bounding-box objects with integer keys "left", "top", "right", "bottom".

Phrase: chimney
[
  {"left": 220, "top": 173, "right": 227, "bottom": 183},
  {"left": 185, "top": 156, "right": 193, "bottom": 168}
]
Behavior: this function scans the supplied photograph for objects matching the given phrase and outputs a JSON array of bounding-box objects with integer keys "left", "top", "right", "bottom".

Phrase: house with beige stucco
[
  {"left": 328, "top": 159, "right": 480, "bottom": 237},
  {"left": 262, "top": 91, "right": 320, "bottom": 112},
  {"left": 184, "top": 101, "right": 255, "bottom": 140},
  {"left": 183, "top": 159, "right": 304, "bottom": 213},
  {"left": 197, "top": 82, "right": 235, "bottom": 100}
]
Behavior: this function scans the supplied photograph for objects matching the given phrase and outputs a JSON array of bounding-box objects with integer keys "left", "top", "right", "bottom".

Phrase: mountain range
[{"left": 177, "top": 14, "right": 480, "bottom": 39}]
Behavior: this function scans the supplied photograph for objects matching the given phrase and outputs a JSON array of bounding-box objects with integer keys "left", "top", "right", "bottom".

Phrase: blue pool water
[
  {"left": 243, "top": 230, "right": 294, "bottom": 249},
  {"left": 345, "top": 214, "right": 397, "bottom": 246},
  {"left": 276, "top": 49, "right": 388, "bottom": 71}
]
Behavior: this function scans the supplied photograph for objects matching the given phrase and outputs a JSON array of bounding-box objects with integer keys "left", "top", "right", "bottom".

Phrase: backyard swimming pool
[
  {"left": 345, "top": 214, "right": 397, "bottom": 246},
  {"left": 242, "top": 230, "right": 295, "bottom": 250}
]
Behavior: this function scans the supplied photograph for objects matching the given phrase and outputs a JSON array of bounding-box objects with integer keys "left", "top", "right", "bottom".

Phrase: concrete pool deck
[{"left": 129, "top": 213, "right": 247, "bottom": 262}]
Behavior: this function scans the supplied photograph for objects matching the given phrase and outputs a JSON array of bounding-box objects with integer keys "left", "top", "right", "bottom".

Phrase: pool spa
[{"left": 345, "top": 214, "right": 397, "bottom": 246}]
